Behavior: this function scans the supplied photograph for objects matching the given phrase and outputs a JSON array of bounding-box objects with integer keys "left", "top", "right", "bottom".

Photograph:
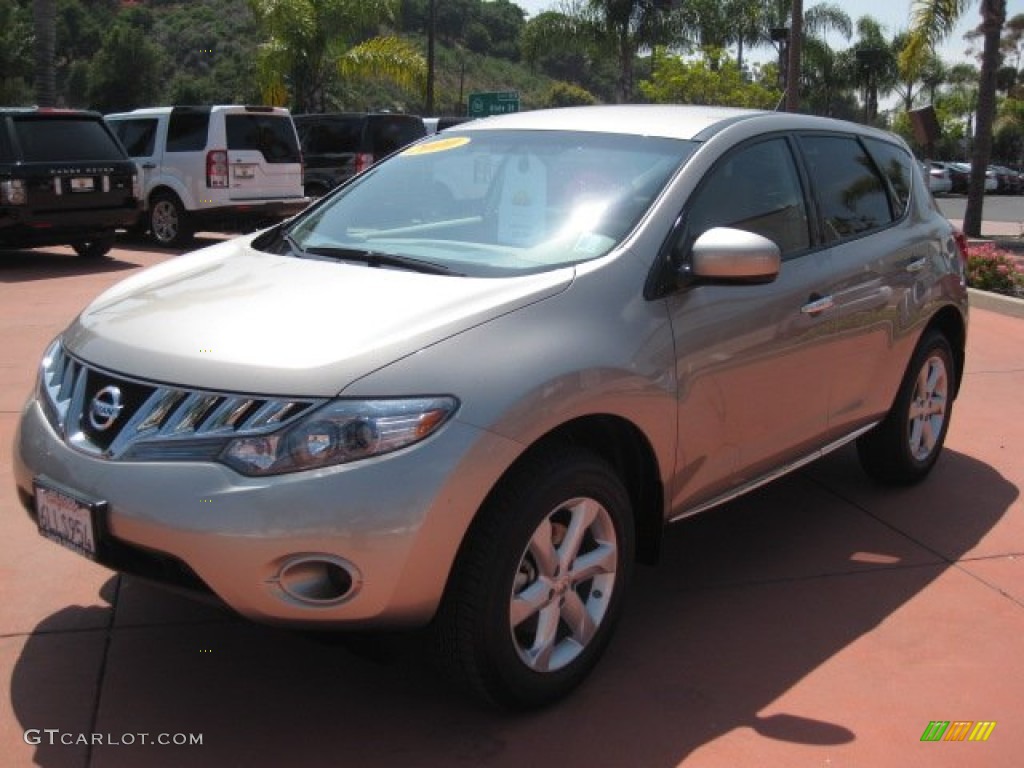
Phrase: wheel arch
[
  {"left": 924, "top": 305, "right": 967, "bottom": 399},
  {"left": 479, "top": 414, "right": 666, "bottom": 566},
  {"left": 148, "top": 183, "right": 191, "bottom": 211}
]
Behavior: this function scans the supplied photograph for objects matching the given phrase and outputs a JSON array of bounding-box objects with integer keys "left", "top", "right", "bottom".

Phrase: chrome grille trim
[{"left": 38, "top": 342, "right": 326, "bottom": 461}]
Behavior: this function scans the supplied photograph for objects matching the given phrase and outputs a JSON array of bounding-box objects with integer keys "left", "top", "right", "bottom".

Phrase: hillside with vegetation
[
  {"left": 0, "top": 0, "right": 566, "bottom": 113},
  {"left": 2, "top": 0, "right": 1022, "bottom": 172}
]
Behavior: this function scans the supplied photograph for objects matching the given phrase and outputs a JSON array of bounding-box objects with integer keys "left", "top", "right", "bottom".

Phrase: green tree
[
  {"left": 639, "top": 48, "right": 780, "bottom": 108},
  {"left": 248, "top": 0, "right": 426, "bottom": 112},
  {"left": 903, "top": 0, "right": 1007, "bottom": 237},
  {"left": 1, "top": 0, "right": 33, "bottom": 104},
  {"left": 86, "top": 22, "right": 164, "bottom": 112},
  {"left": 521, "top": 1, "right": 682, "bottom": 103},
  {"left": 543, "top": 81, "right": 598, "bottom": 107},
  {"left": 34, "top": 0, "right": 57, "bottom": 105}
]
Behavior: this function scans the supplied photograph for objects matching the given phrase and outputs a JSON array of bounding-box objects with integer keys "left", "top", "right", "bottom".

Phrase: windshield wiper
[{"left": 303, "top": 246, "right": 463, "bottom": 276}]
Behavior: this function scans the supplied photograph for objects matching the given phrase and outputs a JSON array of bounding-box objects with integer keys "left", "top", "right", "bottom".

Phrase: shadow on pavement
[
  {"left": 0, "top": 248, "right": 141, "bottom": 283},
  {"left": 11, "top": 447, "right": 1015, "bottom": 767}
]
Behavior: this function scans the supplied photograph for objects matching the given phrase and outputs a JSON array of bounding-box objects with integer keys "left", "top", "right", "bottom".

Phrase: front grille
[{"left": 39, "top": 342, "right": 324, "bottom": 461}]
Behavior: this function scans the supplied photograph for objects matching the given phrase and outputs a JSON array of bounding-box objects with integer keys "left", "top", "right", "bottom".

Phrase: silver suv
[
  {"left": 106, "top": 105, "right": 308, "bottom": 247},
  {"left": 14, "top": 106, "right": 968, "bottom": 709}
]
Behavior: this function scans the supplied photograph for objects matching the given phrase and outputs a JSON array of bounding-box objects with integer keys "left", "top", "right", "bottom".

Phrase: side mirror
[{"left": 687, "top": 227, "right": 781, "bottom": 283}]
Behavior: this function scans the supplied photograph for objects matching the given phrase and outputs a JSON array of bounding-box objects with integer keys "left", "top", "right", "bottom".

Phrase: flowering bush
[{"left": 965, "top": 242, "right": 1024, "bottom": 297}]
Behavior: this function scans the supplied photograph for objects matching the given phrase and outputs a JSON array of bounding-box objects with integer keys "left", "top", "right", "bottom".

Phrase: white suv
[{"left": 106, "top": 105, "right": 308, "bottom": 247}]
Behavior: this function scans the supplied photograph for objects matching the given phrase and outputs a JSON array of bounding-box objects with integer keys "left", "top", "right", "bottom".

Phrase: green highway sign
[{"left": 467, "top": 91, "right": 520, "bottom": 117}]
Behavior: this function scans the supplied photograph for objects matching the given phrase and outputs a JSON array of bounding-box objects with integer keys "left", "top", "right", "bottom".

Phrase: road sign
[{"left": 467, "top": 91, "right": 520, "bottom": 117}]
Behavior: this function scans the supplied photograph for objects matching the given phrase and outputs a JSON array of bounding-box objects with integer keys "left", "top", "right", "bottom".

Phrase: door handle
[
  {"left": 141, "top": 163, "right": 156, "bottom": 169},
  {"left": 905, "top": 257, "right": 928, "bottom": 273},
  {"left": 801, "top": 294, "right": 834, "bottom": 315}
]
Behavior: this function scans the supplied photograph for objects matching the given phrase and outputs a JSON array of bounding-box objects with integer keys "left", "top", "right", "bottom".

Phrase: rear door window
[
  {"left": 799, "top": 134, "right": 893, "bottom": 243},
  {"left": 226, "top": 114, "right": 301, "bottom": 163},
  {"left": 296, "top": 117, "right": 361, "bottom": 154},
  {"left": 11, "top": 117, "right": 127, "bottom": 162}
]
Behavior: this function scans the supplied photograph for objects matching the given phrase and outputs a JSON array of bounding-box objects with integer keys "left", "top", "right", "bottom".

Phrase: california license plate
[
  {"left": 233, "top": 165, "right": 256, "bottom": 179},
  {"left": 70, "top": 176, "right": 95, "bottom": 192},
  {"left": 34, "top": 480, "right": 102, "bottom": 560}
]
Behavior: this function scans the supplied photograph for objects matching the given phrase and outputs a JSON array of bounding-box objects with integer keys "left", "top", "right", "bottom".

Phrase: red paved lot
[{"left": 1, "top": 237, "right": 1021, "bottom": 767}]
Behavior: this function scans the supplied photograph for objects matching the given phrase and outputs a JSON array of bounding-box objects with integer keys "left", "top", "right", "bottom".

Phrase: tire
[
  {"left": 148, "top": 193, "right": 193, "bottom": 248},
  {"left": 857, "top": 331, "right": 955, "bottom": 485},
  {"left": 72, "top": 233, "right": 115, "bottom": 258},
  {"left": 433, "top": 445, "right": 635, "bottom": 709}
]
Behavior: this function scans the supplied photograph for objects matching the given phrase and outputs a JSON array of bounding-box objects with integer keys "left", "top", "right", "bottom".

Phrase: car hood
[{"left": 62, "top": 236, "right": 573, "bottom": 396}]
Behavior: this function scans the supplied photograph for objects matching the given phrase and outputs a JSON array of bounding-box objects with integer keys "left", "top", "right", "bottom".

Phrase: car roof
[
  {"left": 106, "top": 105, "right": 292, "bottom": 118},
  {"left": 452, "top": 105, "right": 902, "bottom": 144}
]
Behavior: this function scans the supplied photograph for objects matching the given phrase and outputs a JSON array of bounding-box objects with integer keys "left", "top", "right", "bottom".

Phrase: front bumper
[{"left": 13, "top": 396, "right": 520, "bottom": 628}]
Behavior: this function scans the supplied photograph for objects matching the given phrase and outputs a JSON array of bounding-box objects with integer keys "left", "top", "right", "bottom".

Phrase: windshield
[{"left": 281, "top": 130, "right": 696, "bottom": 276}]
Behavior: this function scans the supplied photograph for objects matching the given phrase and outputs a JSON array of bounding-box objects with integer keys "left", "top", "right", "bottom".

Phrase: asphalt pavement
[{"left": 1, "top": 236, "right": 1021, "bottom": 768}]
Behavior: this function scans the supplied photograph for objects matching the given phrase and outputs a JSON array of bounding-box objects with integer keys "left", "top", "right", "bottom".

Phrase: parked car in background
[
  {"left": 1, "top": 107, "right": 140, "bottom": 258},
  {"left": 989, "top": 165, "right": 1021, "bottom": 195},
  {"left": 945, "top": 161, "right": 997, "bottom": 194},
  {"left": 292, "top": 112, "right": 426, "bottom": 197},
  {"left": 106, "top": 105, "right": 308, "bottom": 247},
  {"left": 15, "top": 105, "right": 968, "bottom": 710},
  {"left": 921, "top": 160, "right": 952, "bottom": 195}
]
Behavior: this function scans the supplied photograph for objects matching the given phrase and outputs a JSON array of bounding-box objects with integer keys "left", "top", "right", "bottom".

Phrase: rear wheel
[
  {"left": 433, "top": 446, "right": 634, "bottom": 709},
  {"left": 857, "top": 330, "right": 955, "bottom": 485},
  {"left": 149, "top": 193, "right": 193, "bottom": 248},
  {"left": 72, "top": 234, "right": 115, "bottom": 258}
]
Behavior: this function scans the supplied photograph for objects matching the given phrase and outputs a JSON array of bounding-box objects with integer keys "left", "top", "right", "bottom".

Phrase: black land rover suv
[
  {"left": 0, "top": 108, "right": 140, "bottom": 258},
  {"left": 292, "top": 112, "right": 426, "bottom": 197}
]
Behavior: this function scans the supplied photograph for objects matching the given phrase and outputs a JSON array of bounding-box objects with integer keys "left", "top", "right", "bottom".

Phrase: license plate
[
  {"left": 34, "top": 480, "right": 102, "bottom": 560},
  {"left": 70, "top": 176, "right": 95, "bottom": 192},
  {"left": 233, "top": 165, "right": 256, "bottom": 179}
]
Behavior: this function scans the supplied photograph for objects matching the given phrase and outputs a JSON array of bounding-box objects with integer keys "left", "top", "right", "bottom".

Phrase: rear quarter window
[
  {"left": 110, "top": 118, "right": 158, "bottom": 157},
  {"left": 167, "top": 109, "right": 210, "bottom": 152},
  {"left": 799, "top": 134, "right": 893, "bottom": 243},
  {"left": 863, "top": 137, "right": 913, "bottom": 218},
  {"left": 11, "top": 117, "right": 127, "bottom": 162},
  {"left": 226, "top": 114, "right": 301, "bottom": 163}
]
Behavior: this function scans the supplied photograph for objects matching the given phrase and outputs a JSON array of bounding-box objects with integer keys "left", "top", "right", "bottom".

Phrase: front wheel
[
  {"left": 857, "top": 331, "right": 955, "bottom": 485},
  {"left": 433, "top": 446, "right": 634, "bottom": 709}
]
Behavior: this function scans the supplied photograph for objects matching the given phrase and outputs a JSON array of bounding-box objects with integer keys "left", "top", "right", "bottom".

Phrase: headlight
[{"left": 220, "top": 397, "right": 458, "bottom": 476}]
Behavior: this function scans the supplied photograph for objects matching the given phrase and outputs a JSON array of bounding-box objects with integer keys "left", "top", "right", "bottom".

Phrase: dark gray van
[{"left": 292, "top": 112, "right": 426, "bottom": 197}]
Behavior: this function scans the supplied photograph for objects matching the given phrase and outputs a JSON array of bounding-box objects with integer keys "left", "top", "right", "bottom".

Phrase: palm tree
[
  {"left": 903, "top": 0, "right": 1007, "bottom": 237},
  {"left": 33, "top": 0, "right": 57, "bottom": 106},
  {"left": 758, "top": 1, "right": 853, "bottom": 111},
  {"left": 249, "top": 0, "right": 425, "bottom": 113},
  {"left": 521, "top": 0, "right": 683, "bottom": 103}
]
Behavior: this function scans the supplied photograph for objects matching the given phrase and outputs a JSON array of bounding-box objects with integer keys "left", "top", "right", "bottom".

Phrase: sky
[{"left": 513, "top": 0, "right": 1024, "bottom": 71}]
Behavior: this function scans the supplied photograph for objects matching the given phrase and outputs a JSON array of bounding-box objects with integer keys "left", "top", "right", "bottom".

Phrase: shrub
[{"left": 965, "top": 242, "right": 1024, "bottom": 297}]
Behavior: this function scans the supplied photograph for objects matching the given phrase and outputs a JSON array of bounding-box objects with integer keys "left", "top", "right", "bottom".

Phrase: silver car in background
[{"left": 14, "top": 106, "right": 968, "bottom": 709}]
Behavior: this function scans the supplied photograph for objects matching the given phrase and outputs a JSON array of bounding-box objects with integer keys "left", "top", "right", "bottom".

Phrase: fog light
[{"left": 276, "top": 556, "right": 361, "bottom": 605}]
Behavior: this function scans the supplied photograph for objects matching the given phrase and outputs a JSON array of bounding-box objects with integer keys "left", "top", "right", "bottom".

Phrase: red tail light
[
  {"left": 206, "top": 150, "right": 228, "bottom": 188},
  {"left": 953, "top": 229, "right": 969, "bottom": 260},
  {"left": 354, "top": 152, "right": 374, "bottom": 175}
]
